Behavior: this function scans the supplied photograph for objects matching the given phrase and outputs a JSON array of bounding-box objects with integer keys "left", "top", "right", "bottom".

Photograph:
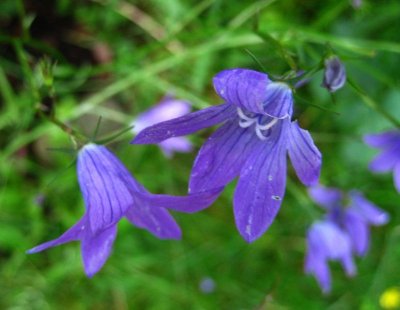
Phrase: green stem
[
  {"left": 37, "top": 109, "right": 87, "bottom": 148},
  {"left": 347, "top": 77, "right": 400, "bottom": 129}
]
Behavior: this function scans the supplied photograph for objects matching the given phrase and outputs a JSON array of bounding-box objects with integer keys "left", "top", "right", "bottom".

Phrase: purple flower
[
  {"left": 305, "top": 220, "right": 355, "bottom": 294},
  {"left": 364, "top": 131, "right": 400, "bottom": 193},
  {"left": 27, "top": 144, "right": 221, "bottom": 277},
  {"left": 322, "top": 56, "right": 346, "bottom": 92},
  {"left": 133, "top": 96, "right": 193, "bottom": 158},
  {"left": 132, "top": 68, "right": 322, "bottom": 242},
  {"left": 306, "top": 186, "right": 389, "bottom": 292}
]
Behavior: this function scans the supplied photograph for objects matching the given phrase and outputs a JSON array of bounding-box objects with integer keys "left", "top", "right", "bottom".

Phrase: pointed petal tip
[
  {"left": 131, "top": 134, "right": 147, "bottom": 145},
  {"left": 238, "top": 220, "right": 266, "bottom": 243},
  {"left": 241, "top": 232, "right": 259, "bottom": 243},
  {"left": 156, "top": 226, "right": 182, "bottom": 240},
  {"left": 288, "top": 121, "right": 322, "bottom": 187},
  {"left": 321, "top": 287, "right": 331, "bottom": 295},
  {"left": 302, "top": 177, "right": 320, "bottom": 188},
  {"left": 84, "top": 267, "right": 98, "bottom": 278},
  {"left": 169, "top": 231, "right": 183, "bottom": 240},
  {"left": 26, "top": 248, "right": 38, "bottom": 254}
]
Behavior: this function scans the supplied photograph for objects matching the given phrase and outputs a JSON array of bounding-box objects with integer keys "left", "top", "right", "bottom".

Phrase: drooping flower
[
  {"left": 28, "top": 144, "right": 221, "bottom": 277},
  {"left": 133, "top": 95, "right": 193, "bottom": 157},
  {"left": 364, "top": 131, "right": 400, "bottom": 193},
  {"left": 132, "top": 68, "right": 322, "bottom": 242},
  {"left": 305, "top": 220, "right": 355, "bottom": 294},
  {"left": 305, "top": 185, "right": 389, "bottom": 292},
  {"left": 322, "top": 56, "right": 346, "bottom": 92}
]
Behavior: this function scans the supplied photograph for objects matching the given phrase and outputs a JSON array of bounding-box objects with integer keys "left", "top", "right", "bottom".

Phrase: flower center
[{"left": 237, "top": 108, "right": 279, "bottom": 140}]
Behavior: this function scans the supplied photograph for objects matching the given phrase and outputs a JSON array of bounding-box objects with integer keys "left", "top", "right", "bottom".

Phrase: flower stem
[
  {"left": 37, "top": 108, "right": 87, "bottom": 148},
  {"left": 347, "top": 77, "right": 400, "bottom": 129}
]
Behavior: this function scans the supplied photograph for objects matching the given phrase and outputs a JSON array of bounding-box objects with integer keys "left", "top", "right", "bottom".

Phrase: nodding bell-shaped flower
[
  {"left": 132, "top": 68, "right": 322, "bottom": 243},
  {"left": 27, "top": 144, "right": 222, "bottom": 277},
  {"left": 305, "top": 185, "right": 389, "bottom": 293},
  {"left": 305, "top": 220, "right": 355, "bottom": 294},
  {"left": 322, "top": 56, "right": 346, "bottom": 92}
]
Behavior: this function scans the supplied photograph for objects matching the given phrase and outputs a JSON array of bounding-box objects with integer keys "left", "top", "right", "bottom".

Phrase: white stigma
[
  {"left": 257, "top": 118, "right": 279, "bottom": 131},
  {"left": 237, "top": 108, "right": 279, "bottom": 140}
]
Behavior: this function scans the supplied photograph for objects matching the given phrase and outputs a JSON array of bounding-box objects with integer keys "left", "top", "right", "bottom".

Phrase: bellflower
[
  {"left": 322, "top": 56, "right": 346, "bottom": 92},
  {"left": 305, "top": 220, "right": 355, "bottom": 294},
  {"left": 133, "top": 96, "right": 193, "bottom": 157},
  {"left": 132, "top": 68, "right": 322, "bottom": 242},
  {"left": 28, "top": 144, "right": 221, "bottom": 277},
  {"left": 305, "top": 186, "right": 389, "bottom": 292},
  {"left": 364, "top": 131, "right": 400, "bottom": 192}
]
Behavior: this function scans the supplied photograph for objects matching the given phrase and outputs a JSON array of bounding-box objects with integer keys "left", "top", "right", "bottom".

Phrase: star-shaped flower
[{"left": 133, "top": 68, "right": 322, "bottom": 242}]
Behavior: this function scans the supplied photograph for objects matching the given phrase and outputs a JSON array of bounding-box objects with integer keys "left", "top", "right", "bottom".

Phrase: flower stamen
[
  {"left": 237, "top": 108, "right": 280, "bottom": 140},
  {"left": 257, "top": 118, "right": 279, "bottom": 131},
  {"left": 255, "top": 126, "right": 268, "bottom": 140}
]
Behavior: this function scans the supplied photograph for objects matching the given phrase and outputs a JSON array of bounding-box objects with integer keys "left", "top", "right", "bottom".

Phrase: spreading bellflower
[
  {"left": 322, "top": 56, "right": 346, "bottom": 92},
  {"left": 305, "top": 220, "right": 355, "bottom": 294},
  {"left": 133, "top": 96, "right": 193, "bottom": 157},
  {"left": 28, "top": 144, "right": 221, "bottom": 277},
  {"left": 133, "top": 68, "right": 322, "bottom": 242},
  {"left": 305, "top": 186, "right": 389, "bottom": 292},
  {"left": 364, "top": 131, "right": 400, "bottom": 193}
]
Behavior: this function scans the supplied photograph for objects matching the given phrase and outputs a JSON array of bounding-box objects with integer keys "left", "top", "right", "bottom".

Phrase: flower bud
[{"left": 322, "top": 56, "right": 346, "bottom": 92}]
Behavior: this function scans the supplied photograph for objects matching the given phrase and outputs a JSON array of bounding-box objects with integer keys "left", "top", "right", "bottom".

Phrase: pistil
[{"left": 237, "top": 108, "right": 279, "bottom": 140}]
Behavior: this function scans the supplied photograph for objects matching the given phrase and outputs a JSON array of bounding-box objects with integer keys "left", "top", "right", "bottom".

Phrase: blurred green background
[{"left": 1, "top": 0, "right": 400, "bottom": 309}]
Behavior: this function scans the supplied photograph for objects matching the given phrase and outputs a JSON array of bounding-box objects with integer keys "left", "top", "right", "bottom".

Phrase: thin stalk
[{"left": 347, "top": 77, "right": 400, "bottom": 129}]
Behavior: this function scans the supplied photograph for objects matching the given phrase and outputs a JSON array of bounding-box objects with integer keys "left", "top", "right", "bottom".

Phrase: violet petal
[
  {"left": 189, "top": 119, "right": 262, "bottom": 193},
  {"left": 81, "top": 223, "right": 117, "bottom": 277},
  {"left": 308, "top": 186, "right": 342, "bottom": 210},
  {"left": 349, "top": 191, "right": 389, "bottom": 225},
  {"left": 78, "top": 145, "right": 134, "bottom": 234},
  {"left": 363, "top": 131, "right": 400, "bottom": 148},
  {"left": 368, "top": 147, "right": 400, "bottom": 172},
  {"left": 213, "top": 68, "right": 293, "bottom": 118},
  {"left": 132, "top": 103, "right": 236, "bottom": 144},
  {"left": 344, "top": 209, "right": 369, "bottom": 256},
  {"left": 125, "top": 202, "right": 181, "bottom": 240},
  {"left": 288, "top": 121, "right": 322, "bottom": 186},
  {"left": 233, "top": 122, "right": 288, "bottom": 242},
  {"left": 27, "top": 217, "right": 85, "bottom": 254},
  {"left": 135, "top": 187, "right": 223, "bottom": 213}
]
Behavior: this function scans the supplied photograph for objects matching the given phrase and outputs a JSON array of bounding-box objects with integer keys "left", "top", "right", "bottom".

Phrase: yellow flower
[{"left": 380, "top": 287, "right": 400, "bottom": 309}]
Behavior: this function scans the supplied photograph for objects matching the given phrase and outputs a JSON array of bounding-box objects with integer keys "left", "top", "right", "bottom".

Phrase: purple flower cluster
[
  {"left": 29, "top": 63, "right": 392, "bottom": 288},
  {"left": 28, "top": 144, "right": 221, "bottom": 276},
  {"left": 305, "top": 186, "right": 389, "bottom": 293},
  {"left": 133, "top": 68, "right": 322, "bottom": 242}
]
